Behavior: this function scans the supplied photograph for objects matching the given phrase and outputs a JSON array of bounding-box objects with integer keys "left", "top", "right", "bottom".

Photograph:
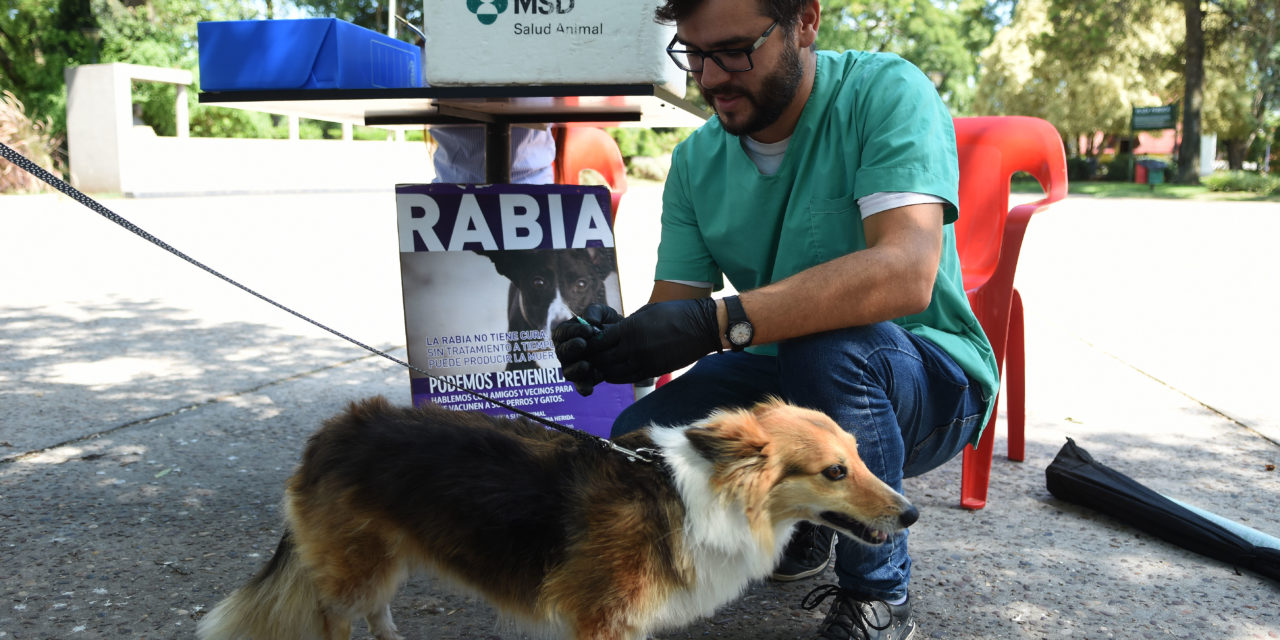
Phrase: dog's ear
[
  {"left": 686, "top": 408, "right": 782, "bottom": 526},
  {"left": 475, "top": 249, "right": 524, "bottom": 281},
  {"left": 585, "top": 247, "right": 617, "bottom": 279},
  {"left": 684, "top": 408, "right": 769, "bottom": 466},
  {"left": 474, "top": 249, "right": 506, "bottom": 276}
]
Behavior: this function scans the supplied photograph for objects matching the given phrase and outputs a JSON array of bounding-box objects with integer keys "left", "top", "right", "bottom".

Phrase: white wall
[
  {"left": 66, "top": 63, "right": 434, "bottom": 197},
  {"left": 124, "top": 136, "right": 432, "bottom": 197},
  {"left": 1200, "top": 132, "right": 1217, "bottom": 178}
]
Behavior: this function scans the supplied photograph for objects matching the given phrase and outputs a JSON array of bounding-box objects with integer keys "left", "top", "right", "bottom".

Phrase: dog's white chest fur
[{"left": 646, "top": 427, "right": 797, "bottom": 629}]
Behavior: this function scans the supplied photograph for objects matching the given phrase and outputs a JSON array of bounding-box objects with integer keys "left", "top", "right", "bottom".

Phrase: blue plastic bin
[{"left": 198, "top": 19, "right": 422, "bottom": 91}]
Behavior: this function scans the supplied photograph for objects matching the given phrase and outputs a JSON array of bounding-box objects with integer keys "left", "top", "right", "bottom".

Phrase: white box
[{"left": 424, "top": 0, "right": 684, "bottom": 90}]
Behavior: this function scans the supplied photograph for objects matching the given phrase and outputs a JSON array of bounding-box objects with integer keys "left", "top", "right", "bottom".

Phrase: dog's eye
[
  {"left": 574, "top": 278, "right": 589, "bottom": 290},
  {"left": 531, "top": 277, "right": 547, "bottom": 288},
  {"left": 822, "top": 465, "right": 847, "bottom": 481}
]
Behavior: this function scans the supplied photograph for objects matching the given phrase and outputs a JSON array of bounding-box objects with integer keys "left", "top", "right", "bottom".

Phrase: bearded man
[{"left": 553, "top": 2, "right": 999, "bottom": 638}]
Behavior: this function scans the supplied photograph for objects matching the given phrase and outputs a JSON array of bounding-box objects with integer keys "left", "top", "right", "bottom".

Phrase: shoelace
[{"left": 801, "top": 584, "right": 891, "bottom": 639}]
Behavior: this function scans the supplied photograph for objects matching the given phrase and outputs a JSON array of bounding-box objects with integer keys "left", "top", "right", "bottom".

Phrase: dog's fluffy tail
[{"left": 196, "top": 532, "right": 322, "bottom": 640}]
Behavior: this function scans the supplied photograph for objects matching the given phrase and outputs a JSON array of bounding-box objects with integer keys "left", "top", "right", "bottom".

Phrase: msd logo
[
  {"left": 466, "top": 0, "right": 507, "bottom": 25},
  {"left": 467, "top": 0, "right": 575, "bottom": 24},
  {"left": 514, "top": 0, "right": 575, "bottom": 13}
]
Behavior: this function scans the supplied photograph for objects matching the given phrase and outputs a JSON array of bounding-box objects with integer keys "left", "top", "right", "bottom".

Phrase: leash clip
[
  {"left": 631, "top": 447, "right": 662, "bottom": 465},
  {"left": 605, "top": 440, "right": 655, "bottom": 464}
]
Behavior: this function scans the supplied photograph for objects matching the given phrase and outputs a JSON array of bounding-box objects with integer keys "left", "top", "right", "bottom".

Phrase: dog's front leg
[
  {"left": 321, "top": 608, "right": 352, "bottom": 640},
  {"left": 366, "top": 604, "right": 404, "bottom": 640},
  {"left": 571, "top": 618, "right": 646, "bottom": 640}
]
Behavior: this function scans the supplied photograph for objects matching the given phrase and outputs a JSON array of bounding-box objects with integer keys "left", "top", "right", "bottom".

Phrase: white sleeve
[
  {"left": 857, "top": 192, "right": 948, "bottom": 219},
  {"left": 658, "top": 279, "right": 714, "bottom": 289}
]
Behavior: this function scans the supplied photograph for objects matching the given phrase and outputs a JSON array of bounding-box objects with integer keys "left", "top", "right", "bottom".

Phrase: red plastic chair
[
  {"left": 953, "top": 116, "right": 1068, "bottom": 510},
  {"left": 554, "top": 127, "right": 628, "bottom": 220}
]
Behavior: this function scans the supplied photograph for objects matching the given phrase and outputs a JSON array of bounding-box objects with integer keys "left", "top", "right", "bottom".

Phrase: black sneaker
[
  {"left": 801, "top": 584, "right": 916, "bottom": 640},
  {"left": 771, "top": 522, "right": 836, "bottom": 581}
]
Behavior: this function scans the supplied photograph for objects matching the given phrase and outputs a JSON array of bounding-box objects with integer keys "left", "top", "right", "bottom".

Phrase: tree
[
  {"left": 1178, "top": 0, "right": 1204, "bottom": 183},
  {"left": 974, "top": 0, "right": 1180, "bottom": 155},
  {"left": 1, "top": 0, "right": 271, "bottom": 148},
  {"left": 288, "top": 0, "right": 421, "bottom": 42},
  {"left": 978, "top": 0, "right": 1278, "bottom": 183},
  {"left": 0, "top": 0, "right": 100, "bottom": 148},
  {"left": 1024, "top": 0, "right": 1218, "bottom": 183},
  {"left": 1203, "top": 0, "right": 1280, "bottom": 170},
  {"left": 816, "top": 0, "right": 1005, "bottom": 114}
]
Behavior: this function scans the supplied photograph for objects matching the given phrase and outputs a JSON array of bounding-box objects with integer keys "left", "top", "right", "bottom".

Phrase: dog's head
[
  {"left": 668, "top": 398, "right": 917, "bottom": 548},
  {"left": 479, "top": 248, "right": 617, "bottom": 335}
]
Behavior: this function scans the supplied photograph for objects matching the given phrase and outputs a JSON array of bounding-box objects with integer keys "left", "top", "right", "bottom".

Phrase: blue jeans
[{"left": 612, "top": 322, "right": 987, "bottom": 601}]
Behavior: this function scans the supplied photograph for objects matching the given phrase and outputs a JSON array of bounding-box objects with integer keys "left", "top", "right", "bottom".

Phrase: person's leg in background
[
  {"left": 429, "top": 124, "right": 555, "bottom": 185},
  {"left": 610, "top": 350, "right": 781, "bottom": 438}
]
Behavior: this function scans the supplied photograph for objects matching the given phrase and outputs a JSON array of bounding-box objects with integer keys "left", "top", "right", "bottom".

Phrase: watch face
[{"left": 728, "top": 321, "right": 753, "bottom": 346}]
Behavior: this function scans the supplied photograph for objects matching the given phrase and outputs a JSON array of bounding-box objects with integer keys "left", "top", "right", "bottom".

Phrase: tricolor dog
[{"left": 196, "top": 397, "right": 917, "bottom": 640}]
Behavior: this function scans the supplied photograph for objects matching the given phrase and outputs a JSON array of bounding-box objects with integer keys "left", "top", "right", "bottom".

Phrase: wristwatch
[{"left": 723, "top": 295, "right": 754, "bottom": 351}]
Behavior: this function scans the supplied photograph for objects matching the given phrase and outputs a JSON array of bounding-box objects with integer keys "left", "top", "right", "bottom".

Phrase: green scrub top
[{"left": 655, "top": 50, "right": 1000, "bottom": 439}]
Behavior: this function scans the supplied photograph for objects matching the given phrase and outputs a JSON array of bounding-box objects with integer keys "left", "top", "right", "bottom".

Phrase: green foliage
[
  {"left": 610, "top": 128, "right": 660, "bottom": 158},
  {"left": 0, "top": 0, "right": 99, "bottom": 143},
  {"left": 0, "top": 0, "right": 1010, "bottom": 145},
  {"left": 288, "top": 0, "right": 423, "bottom": 46},
  {"left": 817, "top": 0, "right": 1001, "bottom": 114},
  {"left": 5, "top": 0, "right": 1270, "bottom": 158},
  {"left": 1202, "top": 170, "right": 1280, "bottom": 195},
  {"left": 90, "top": 0, "right": 264, "bottom": 137},
  {"left": 1066, "top": 156, "right": 1099, "bottom": 181},
  {"left": 608, "top": 128, "right": 692, "bottom": 159},
  {"left": 975, "top": 0, "right": 1181, "bottom": 140},
  {"left": 189, "top": 106, "right": 281, "bottom": 139},
  {"left": 1103, "top": 153, "right": 1133, "bottom": 182},
  {"left": 0, "top": 0, "right": 268, "bottom": 144},
  {"left": 982, "top": 0, "right": 1280, "bottom": 176},
  {"left": 188, "top": 110, "right": 414, "bottom": 141},
  {"left": 1199, "top": 1, "right": 1280, "bottom": 167}
]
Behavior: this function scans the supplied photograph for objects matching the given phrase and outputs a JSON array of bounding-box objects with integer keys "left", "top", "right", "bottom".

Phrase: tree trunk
[
  {"left": 1223, "top": 138, "right": 1249, "bottom": 170},
  {"left": 1177, "top": 0, "right": 1204, "bottom": 184}
]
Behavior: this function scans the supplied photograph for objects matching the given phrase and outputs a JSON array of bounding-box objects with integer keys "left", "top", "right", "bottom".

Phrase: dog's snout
[{"left": 898, "top": 504, "right": 919, "bottom": 528}]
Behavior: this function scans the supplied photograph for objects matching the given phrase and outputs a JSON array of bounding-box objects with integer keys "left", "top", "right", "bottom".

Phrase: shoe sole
[
  {"left": 900, "top": 619, "right": 917, "bottom": 639},
  {"left": 769, "top": 532, "right": 837, "bottom": 582}
]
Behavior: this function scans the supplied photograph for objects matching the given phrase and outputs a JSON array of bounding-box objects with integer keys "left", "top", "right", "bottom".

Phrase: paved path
[{"left": 1, "top": 186, "right": 1277, "bottom": 638}]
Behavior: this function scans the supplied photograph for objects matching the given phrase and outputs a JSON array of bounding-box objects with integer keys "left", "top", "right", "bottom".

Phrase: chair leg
[
  {"left": 1007, "top": 288, "right": 1026, "bottom": 462},
  {"left": 960, "top": 405, "right": 999, "bottom": 510}
]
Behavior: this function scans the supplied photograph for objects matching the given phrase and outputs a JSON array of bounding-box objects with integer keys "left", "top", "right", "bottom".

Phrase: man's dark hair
[{"left": 655, "top": 0, "right": 809, "bottom": 29}]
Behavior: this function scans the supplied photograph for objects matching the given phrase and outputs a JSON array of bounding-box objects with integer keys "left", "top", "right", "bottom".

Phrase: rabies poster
[{"left": 396, "top": 183, "right": 633, "bottom": 438}]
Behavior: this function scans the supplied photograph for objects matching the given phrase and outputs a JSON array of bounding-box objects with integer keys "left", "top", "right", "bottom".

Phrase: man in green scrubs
[{"left": 553, "top": 1, "right": 998, "bottom": 638}]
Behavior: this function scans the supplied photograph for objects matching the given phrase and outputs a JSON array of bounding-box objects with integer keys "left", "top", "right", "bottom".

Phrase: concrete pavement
[{"left": 1, "top": 185, "right": 1277, "bottom": 639}]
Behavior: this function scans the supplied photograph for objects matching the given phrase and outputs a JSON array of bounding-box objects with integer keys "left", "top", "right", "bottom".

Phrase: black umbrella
[{"left": 1045, "top": 438, "right": 1280, "bottom": 583}]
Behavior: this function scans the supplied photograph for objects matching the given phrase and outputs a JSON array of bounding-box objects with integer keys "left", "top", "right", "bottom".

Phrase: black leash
[{"left": 0, "top": 142, "right": 654, "bottom": 463}]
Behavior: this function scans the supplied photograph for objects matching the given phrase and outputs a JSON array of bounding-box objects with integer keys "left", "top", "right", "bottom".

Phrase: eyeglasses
[{"left": 666, "top": 21, "right": 779, "bottom": 73}]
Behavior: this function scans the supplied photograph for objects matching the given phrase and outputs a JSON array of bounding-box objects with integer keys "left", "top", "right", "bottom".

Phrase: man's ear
[{"left": 796, "top": 0, "right": 820, "bottom": 50}]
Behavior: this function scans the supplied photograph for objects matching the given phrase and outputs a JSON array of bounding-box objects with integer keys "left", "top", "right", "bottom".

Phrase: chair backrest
[
  {"left": 952, "top": 116, "right": 1068, "bottom": 289},
  {"left": 554, "top": 127, "right": 629, "bottom": 220}
]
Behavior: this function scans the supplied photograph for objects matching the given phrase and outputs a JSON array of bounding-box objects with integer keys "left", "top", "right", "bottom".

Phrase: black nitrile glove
[
  {"left": 589, "top": 298, "right": 721, "bottom": 384},
  {"left": 551, "top": 304, "right": 622, "bottom": 396}
]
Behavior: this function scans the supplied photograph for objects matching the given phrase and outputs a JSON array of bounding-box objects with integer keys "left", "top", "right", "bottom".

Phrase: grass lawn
[{"left": 1012, "top": 177, "right": 1279, "bottom": 202}]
